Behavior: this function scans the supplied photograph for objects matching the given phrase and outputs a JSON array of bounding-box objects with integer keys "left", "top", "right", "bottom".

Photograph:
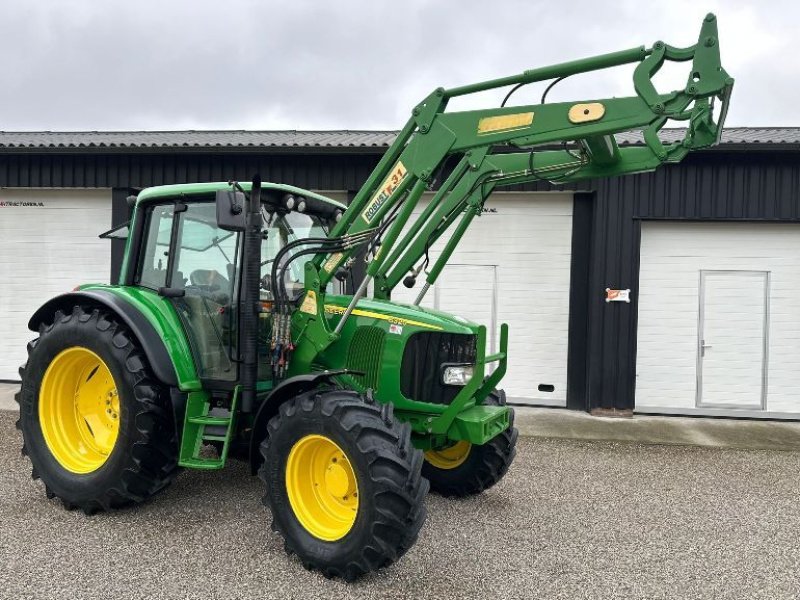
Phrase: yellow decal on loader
[
  {"left": 361, "top": 161, "right": 408, "bottom": 224},
  {"left": 568, "top": 102, "right": 605, "bottom": 124},
  {"left": 323, "top": 252, "right": 344, "bottom": 274},
  {"left": 477, "top": 112, "right": 534, "bottom": 135},
  {"left": 300, "top": 291, "right": 318, "bottom": 315}
]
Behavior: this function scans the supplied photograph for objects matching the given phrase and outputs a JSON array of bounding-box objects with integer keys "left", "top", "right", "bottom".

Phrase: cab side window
[
  {"left": 170, "top": 202, "right": 238, "bottom": 294},
  {"left": 136, "top": 204, "right": 174, "bottom": 289},
  {"left": 168, "top": 202, "right": 241, "bottom": 381}
]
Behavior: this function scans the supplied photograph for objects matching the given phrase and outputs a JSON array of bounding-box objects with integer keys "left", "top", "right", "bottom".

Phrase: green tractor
[{"left": 16, "top": 15, "right": 731, "bottom": 580}]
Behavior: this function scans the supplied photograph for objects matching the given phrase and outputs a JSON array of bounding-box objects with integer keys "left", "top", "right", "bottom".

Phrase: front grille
[
  {"left": 400, "top": 332, "right": 477, "bottom": 405},
  {"left": 346, "top": 326, "right": 385, "bottom": 391}
]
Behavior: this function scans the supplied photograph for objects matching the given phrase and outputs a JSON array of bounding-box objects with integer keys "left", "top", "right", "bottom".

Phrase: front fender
[{"left": 248, "top": 370, "right": 350, "bottom": 474}]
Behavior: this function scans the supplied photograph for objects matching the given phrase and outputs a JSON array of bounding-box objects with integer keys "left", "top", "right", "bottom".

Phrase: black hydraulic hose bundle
[
  {"left": 500, "top": 74, "right": 570, "bottom": 107},
  {"left": 268, "top": 228, "right": 376, "bottom": 379},
  {"left": 269, "top": 238, "right": 345, "bottom": 380}
]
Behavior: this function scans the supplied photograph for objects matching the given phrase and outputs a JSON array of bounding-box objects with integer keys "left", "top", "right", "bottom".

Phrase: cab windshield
[{"left": 263, "top": 210, "right": 329, "bottom": 297}]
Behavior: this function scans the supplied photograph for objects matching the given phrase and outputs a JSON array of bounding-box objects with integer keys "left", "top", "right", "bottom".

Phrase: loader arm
[{"left": 291, "top": 13, "right": 732, "bottom": 366}]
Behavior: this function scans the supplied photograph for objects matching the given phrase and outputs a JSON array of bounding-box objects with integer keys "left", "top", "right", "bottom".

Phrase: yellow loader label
[
  {"left": 477, "top": 112, "right": 534, "bottom": 135},
  {"left": 323, "top": 252, "right": 344, "bottom": 274},
  {"left": 360, "top": 161, "right": 408, "bottom": 224},
  {"left": 300, "top": 290, "right": 317, "bottom": 315}
]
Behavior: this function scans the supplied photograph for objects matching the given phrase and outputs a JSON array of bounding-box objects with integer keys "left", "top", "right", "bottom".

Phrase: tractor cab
[{"left": 120, "top": 182, "right": 346, "bottom": 383}]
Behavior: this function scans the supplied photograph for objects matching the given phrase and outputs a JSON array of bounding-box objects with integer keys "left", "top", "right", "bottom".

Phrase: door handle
[{"left": 701, "top": 340, "right": 712, "bottom": 356}]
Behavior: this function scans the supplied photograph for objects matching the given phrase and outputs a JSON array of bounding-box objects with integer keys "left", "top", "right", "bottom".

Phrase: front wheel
[
  {"left": 422, "top": 389, "right": 518, "bottom": 497},
  {"left": 259, "top": 389, "right": 428, "bottom": 581}
]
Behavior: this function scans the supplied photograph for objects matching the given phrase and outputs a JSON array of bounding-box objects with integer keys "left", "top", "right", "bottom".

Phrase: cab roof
[{"left": 135, "top": 181, "right": 347, "bottom": 211}]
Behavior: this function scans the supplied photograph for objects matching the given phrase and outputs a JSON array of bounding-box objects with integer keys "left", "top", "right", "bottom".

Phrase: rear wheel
[
  {"left": 422, "top": 389, "right": 518, "bottom": 497},
  {"left": 16, "top": 306, "right": 180, "bottom": 513},
  {"left": 259, "top": 389, "right": 428, "bottom": 581}
]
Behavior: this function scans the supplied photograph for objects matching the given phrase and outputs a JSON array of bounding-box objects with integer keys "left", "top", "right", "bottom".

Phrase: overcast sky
[{"left": 0, "top": 0, "right": 789, "bottom": 131}]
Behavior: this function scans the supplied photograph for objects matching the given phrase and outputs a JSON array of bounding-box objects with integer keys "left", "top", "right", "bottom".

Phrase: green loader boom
[
  {"left": 17, "top": 14, "right": 732, "bottom": 581},
  {"left": 280, "top": 10, "right": 732, "bottom": 439}
]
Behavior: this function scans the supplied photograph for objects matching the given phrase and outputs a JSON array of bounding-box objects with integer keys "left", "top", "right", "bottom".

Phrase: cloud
[{"left": 0, "top": 0, "right": 791, "bottom": 130}]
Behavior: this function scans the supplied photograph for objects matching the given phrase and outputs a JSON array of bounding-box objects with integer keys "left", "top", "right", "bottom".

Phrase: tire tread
[
  {"left": 17, "top": 305, "right": 180, "bottom": 513},
  {"left": 422, "top": 389, "right": 518, "bottom": 497},
  {"left": 258, "top": 389, "right": 428, "bottom": 581}
]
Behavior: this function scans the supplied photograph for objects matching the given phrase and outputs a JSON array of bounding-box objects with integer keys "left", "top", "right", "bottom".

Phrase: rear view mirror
[
  {"left": 216, "top": 189, "right": 247, "bottom": 231},
  {"left": 98, "top": 222, "right": 130, "bottom": 240}
]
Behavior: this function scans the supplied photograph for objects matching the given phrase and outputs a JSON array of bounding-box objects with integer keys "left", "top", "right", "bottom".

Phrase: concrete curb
[
  {"left": 512, "top": 405, "right": 800, "bottom": 451},
  {"left": 0, "top": 383, "right": 18, "bottom": 412},
  {"left": 3, "top": 382, "right": 799, "bottom": 451}
]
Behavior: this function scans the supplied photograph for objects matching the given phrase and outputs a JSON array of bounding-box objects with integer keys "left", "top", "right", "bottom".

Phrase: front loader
[{"left": 16, "top": 15, "right": 732, "bottom": 581}]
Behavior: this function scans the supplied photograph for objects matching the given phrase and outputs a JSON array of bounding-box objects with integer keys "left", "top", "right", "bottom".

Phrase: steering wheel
[
  {"left": 187, "top": 270, "right": 232, "bottom": 305},
  {"left": 185, "top": 283, "right": 218, "bottom": 294},
  {"left": 189, "top": 269, "right": 229, "bottom": 291}
]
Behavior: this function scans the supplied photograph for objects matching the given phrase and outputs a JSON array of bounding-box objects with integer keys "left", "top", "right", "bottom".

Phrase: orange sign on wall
[{"left": 605, "top": 288, "right": 631, "bottom": 303}]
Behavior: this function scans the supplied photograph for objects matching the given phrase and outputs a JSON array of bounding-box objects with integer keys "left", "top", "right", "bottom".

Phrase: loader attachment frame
[{"left": 285, "top": 13, "right": 733, "bottom": 373}]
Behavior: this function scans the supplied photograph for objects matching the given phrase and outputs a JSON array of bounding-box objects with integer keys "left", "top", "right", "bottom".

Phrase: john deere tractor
[{"left": 16, "top": 15, "right": 731, "bottom": 580}]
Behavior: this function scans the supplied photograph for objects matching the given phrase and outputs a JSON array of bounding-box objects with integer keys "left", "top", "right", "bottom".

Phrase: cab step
[
  {"left": 187, "top": 415, "right": 232, "bottom": 426},
  {"left": 179, "top": 389, "right": 239, "bottom": 470}
]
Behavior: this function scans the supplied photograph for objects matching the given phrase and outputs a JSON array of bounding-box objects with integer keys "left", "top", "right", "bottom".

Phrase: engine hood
[{"left": 323, "top": 294, "right": 479, "bottom": 335}]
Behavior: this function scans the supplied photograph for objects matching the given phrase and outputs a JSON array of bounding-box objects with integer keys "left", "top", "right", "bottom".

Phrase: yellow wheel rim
[
  {"left": 425, "top": 440, "right": 472, "bottom": 470},
  {"left": 285, "top": 434, "right": 359, "bottom": 541},
  {"left": 38, "top": 347, "right": 120, "bottom": 474}
]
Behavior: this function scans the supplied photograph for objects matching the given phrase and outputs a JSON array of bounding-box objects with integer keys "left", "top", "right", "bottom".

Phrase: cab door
[{"left": 136, "top": 200, "right": 242, "bottom": 383}]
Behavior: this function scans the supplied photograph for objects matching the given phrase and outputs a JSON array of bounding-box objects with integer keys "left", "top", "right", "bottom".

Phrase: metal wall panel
[
  {"left": 583, "top": 152, "right": 800, "bottom": 411},
  {"left": 0, "top": 152, "right": 381, "bottom": 191},
  {"left": 3, "top": 149, "right": 799, "bottom": 411}
]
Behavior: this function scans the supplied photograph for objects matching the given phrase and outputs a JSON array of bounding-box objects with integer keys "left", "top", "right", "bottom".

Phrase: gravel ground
[{"left": 2, "top": 411, "right": 800, "bottom": 600}]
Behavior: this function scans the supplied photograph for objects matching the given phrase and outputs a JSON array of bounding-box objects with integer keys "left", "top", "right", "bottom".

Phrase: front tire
[
  {"left": 16, "top": 306, "right": 180, "bottom": 513},
  {"left": 259, "top": 389, "right": 428, "bottom": 581},
  {"left": 422, "top": 389, "right": 518, "bottom": 497}
]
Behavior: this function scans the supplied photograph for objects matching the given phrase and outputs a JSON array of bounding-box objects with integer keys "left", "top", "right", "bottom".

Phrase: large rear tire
[
  {"left": 16, "top": 306, "right": 180, "bottom": 514},
  {"left": 422, "top": 389, "right": 518, "bottom": 497},
  {"left": 259, "top": 389, "right": 428, "bottom": 581}
]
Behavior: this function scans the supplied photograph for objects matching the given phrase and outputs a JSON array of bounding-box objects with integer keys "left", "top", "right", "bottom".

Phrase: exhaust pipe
[{"left": 240, "top": 175, "right": 262, "bottom": 413}]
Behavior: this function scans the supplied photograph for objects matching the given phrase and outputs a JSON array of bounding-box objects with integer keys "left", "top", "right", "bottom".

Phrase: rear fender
[{"left": 28, "top": 291, "right": 180, "bottom": 387}]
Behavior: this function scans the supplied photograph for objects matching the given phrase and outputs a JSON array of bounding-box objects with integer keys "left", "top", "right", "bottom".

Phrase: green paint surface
[{"left": 79, "top": 283, "right": 202, "bottom": 390}]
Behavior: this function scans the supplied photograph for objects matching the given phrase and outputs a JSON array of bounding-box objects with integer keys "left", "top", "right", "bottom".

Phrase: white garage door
[
  {"left": 0, "top": 189, "right": 112, "bottom": 380},
  {"left": 636, "top": 222, "right": 800, "bottom": 418},
  {"left": 393, "top": 192, "right": 573, "bottom": 406}
]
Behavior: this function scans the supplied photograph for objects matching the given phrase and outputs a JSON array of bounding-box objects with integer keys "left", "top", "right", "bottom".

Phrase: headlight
[{"left": 442, "top": 364, "right": 474, "bottom": 386}]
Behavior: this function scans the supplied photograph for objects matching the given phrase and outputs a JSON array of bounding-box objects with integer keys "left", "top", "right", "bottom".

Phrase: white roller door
[
  {"left": 393, "top": 192, "right": 573, "bottom": 406},
  {"left": 636, "top": 222, "right": 800, "bottom": 417},
  {"left": 0, "top": 189, "right": 112, "bottom": 380}
]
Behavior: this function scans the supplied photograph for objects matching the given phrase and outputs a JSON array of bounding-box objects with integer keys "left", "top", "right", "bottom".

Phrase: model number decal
[
  {"left": 360, "top": 162, "right": 408, "bottom": 224},
  {"left": 323, "top": 304, "right": 442, "bottom": 331}
]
